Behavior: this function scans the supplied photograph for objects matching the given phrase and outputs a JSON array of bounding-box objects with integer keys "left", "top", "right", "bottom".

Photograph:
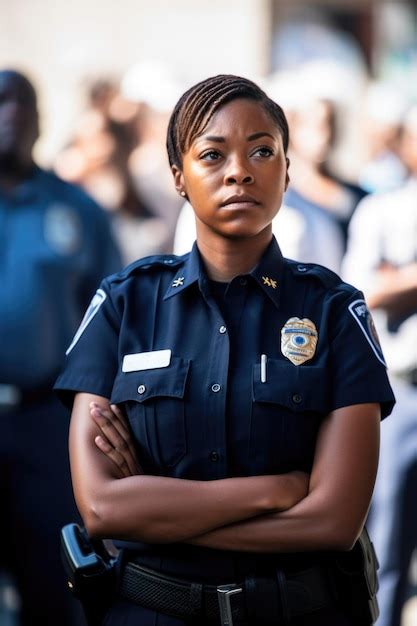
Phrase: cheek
[{"left": 184, "top": 165, "right": 217, "bottom": 196}]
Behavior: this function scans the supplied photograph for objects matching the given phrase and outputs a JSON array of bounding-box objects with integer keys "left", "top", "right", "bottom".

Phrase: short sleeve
[
  {"left": 54, "top": 278, "right": 119, "bottom": 408},
  {"left": 328, "top": 288, "right": 395, "bottom": 419}
]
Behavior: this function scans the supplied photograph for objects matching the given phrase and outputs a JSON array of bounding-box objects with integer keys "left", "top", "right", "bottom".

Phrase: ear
[
  {"left": 284, "top": 157, "right": 290, "bottom": 191},
  {"left": 171, "top": 165, "right": 186, "bottom": 198}
]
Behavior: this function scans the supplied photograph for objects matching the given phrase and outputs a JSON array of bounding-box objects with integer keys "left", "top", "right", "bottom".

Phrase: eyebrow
[{"left": 201, "top": 131, "right": 276, "bottom": 143}]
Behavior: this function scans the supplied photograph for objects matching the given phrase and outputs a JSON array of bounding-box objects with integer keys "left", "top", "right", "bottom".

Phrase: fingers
[
  {"left": 90, "top": 402, "right": 142, "bottom": 476},
  {"left": 95, "top": 434, "right": 132, "bottom": 479}
]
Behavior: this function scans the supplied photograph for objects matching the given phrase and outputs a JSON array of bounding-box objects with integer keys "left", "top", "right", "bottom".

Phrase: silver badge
[
  {"left": 281, "top": 317, "right": 318, "bottom": 365},
  {"left": 44, "top": 204, "right": 82, "bottom": 255}
]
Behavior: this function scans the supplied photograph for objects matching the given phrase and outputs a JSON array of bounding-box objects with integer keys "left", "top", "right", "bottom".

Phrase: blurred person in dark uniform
[{"left": 0, "top": 69, "right": 121, "bottom": 625}]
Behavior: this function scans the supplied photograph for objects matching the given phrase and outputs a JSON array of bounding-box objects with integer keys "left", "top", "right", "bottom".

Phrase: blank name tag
[{"left": 122, "top": 349, "right": 172, "bottom": 373}]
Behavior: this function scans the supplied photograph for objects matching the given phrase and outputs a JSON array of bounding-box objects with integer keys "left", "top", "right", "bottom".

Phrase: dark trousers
[
  {"left": 0, "top": 394, "right": 86, "bottom": 626},
  {"left": 102, "top": 599, "right": 354, "bottom": 626}
]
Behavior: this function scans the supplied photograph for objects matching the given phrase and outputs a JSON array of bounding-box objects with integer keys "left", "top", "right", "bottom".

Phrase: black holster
[
  {"left": 61, "top": 523, "right": 117, "bottom": 626},
  {"left": 331, "top": 527, "right": 379, "bottom": 625}
]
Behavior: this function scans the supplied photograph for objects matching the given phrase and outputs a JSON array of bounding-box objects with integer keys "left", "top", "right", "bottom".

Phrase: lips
[{"left": 221, "top": 194, "right": 260, "bottom": 207}]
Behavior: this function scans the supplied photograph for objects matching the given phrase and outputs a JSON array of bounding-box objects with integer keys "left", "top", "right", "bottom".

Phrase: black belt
[{"left": 120, "top": 562, "right": 334, "bottom": 624}]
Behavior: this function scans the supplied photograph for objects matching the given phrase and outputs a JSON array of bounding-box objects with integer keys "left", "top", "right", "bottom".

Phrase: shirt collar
[
  {"left": 250, "top": 236, "right": 284, "bottom": 309},
  {"left": 163, "top": 236, "right": 285, "bottom": 308},
  {"left": 163, "top": 241, "right": 203, "bottom": 300}
]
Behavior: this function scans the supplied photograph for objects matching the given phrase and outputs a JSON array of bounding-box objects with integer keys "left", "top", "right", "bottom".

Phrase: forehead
[{"left": 201, "top": 98, "right": 278, "bottom": 135}]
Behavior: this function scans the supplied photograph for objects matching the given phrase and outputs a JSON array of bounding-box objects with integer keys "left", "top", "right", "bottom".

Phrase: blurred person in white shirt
[{"left": 342, "top": 105, "right": 417, "bottom": 626}]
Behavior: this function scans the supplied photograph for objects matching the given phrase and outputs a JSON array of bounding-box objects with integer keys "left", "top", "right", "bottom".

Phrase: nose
[{"left": 224, "top": 155, "right": 254, "bottom": 186}]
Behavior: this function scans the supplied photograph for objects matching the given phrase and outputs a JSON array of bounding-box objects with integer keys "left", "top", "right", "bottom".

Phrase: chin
[{"left": 216, "top": 223, "right": 272, "bottom": 241}]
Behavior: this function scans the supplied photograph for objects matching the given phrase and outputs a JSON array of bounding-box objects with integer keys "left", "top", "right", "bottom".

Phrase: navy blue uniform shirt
[
  {"left": 0, "top": 166, "right": 121, "bottom": 390},
  {"left": 55, "top": 237, "right": 395, "bottom": 581}
]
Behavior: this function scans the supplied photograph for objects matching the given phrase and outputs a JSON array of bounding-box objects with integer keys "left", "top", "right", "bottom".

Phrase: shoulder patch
[
  {"left": 66, "top": 289, "right": 106, "bottom": 355},
  {"left": 348, "top": 299, "right": 386, "bottom": 366}
]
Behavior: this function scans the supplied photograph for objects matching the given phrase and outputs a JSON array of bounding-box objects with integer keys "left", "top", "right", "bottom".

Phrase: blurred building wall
[
  {"left": 0, "top": 0, "right": 271, "bottom": 163},
  {"left": 0, "top": 0, "right": 415, "bottom": 167}
]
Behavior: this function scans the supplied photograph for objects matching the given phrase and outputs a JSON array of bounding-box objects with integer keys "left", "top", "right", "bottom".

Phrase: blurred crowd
[
  {"left": 1, "top": 47, "right": 417, "bottom": 626},
  {"left": 48, "top": 62, "right": 414, "bottom": 273}
]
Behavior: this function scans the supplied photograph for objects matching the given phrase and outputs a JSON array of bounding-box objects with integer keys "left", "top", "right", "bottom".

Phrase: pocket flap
[
  {"left": 252, "top": 359, "right": 327, "bottom": 413},
  {"left": 111, "top": 356, "right": 190, "bottom": 404}
]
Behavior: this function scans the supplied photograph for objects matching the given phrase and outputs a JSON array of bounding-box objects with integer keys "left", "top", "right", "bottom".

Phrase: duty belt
[{"left": 120, "top": 561, "right": 334, "bottom": 625}]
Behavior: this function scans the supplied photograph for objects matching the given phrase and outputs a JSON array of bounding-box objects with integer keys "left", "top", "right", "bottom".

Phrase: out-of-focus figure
[
  {"left": 284, "top": 93, "right": 367, "bottom": 256},
  {"left": 0, "top": 69, "right": 121, "bottom": 625},
  {"left": 122, "top": 61, "right": 185, "bottom": 253},
  {"left": 358, "top": 82, "right": 409, "bottom": 193},
  {"left": 55, "top": 78, "right": 167, "bottom": 264},
  {"left": 343, "top": 104, "right": 417, "bottom": 626}
]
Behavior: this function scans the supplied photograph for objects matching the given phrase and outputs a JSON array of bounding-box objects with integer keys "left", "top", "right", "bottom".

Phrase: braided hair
[{"left": 166, "top": 74, "right": 289, "bottom": 169}]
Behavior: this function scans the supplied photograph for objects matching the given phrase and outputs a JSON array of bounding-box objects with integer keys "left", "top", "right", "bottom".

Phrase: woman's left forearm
[
  {"left": 188, "top": 490, "right": 358, "bottom": 553},
  {"left": 189, "top": 403, "right": 380, "bottom": 553}
]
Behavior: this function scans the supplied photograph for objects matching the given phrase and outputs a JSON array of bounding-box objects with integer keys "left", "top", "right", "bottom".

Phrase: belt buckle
[{"left": 217, "top": 584, "right": 242, "bottom": 626}]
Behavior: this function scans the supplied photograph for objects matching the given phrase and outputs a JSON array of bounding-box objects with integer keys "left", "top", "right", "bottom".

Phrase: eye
[
  {"left": 252, "top": 146, "right": 274, "bottom": 158},
  {"left": 200, "top": 150, "right": 221, "bottom": 161}
]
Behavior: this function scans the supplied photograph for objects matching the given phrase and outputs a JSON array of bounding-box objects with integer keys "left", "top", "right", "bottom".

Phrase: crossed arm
[
  {"left": 366, "top": 262, "right": 417, "bottom": 317},
  {"left": 69, "top": 393, "right": 380, "bottom": 553}
]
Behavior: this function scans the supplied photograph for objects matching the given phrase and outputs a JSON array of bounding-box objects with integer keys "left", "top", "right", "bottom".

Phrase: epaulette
[
  {"left": 286, "top": 259, "right": 343, "bottom": 290},
  {"left": 109, "top": 254, "right": 187, "bottom": 284}
]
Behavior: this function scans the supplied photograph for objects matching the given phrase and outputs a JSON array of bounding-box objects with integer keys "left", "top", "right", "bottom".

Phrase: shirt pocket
[
  {"left": 111, "top": 356, "right": 190, "bottom": 471},
  {"left": 251, "top": 359, "right": 328, "bottom": 472}
]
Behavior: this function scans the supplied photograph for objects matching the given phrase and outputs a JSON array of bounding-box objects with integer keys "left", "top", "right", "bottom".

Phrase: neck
[
  {"left": 0, "top": 155, "right": 34, "bottom": 191},
  {"left": 196, "top": 226, "right": 273, "bottom": 282}
]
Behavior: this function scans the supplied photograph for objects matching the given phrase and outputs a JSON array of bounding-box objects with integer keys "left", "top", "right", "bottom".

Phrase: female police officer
[{"left": 55, "top": 75, "right": 395, "bottom": 625}]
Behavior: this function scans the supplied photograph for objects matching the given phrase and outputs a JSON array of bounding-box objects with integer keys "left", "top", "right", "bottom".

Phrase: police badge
[{"left": 281, "top": 317, "right": 318, "bottom": 365}]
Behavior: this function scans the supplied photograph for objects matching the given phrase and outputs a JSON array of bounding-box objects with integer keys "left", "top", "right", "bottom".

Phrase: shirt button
[
  {"left": 239, "top": 277, "right": 247, "bottom": 286},
  {"left": 210, "top": 451, "right": 219, "bottom": 462},
  {"left": 137, "top": 385, "right": 146, "bottom": 395},
  {"left": 292, "top": 394, "right": 302, "bottom": 404},
  {"left": 297, "top": 265, "right": 307, "bottom": 272},
  {"left": 219, "top": 325, "right": 227, "bottom": 334},
  {"left": 211, "top": 383, "right": 221, "bottom": 393}
]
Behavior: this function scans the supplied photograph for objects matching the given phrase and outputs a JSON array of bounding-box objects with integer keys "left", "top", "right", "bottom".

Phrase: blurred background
[{"left": 0, "top": 0, "right": 416, "bottom": 624}]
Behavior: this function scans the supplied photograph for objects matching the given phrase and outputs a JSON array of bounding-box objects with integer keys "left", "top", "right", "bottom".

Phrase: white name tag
[{"left": 122, "top": 349, "right": 172, "bottom": 372}]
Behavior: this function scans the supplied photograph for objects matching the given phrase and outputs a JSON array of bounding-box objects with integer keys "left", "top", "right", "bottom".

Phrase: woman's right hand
[
  {"left": 89, "top": 401, "right": 143, "bottom": 477},
  {"left": 89, "top": 401, "right": 309, "bottom": 510}
]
